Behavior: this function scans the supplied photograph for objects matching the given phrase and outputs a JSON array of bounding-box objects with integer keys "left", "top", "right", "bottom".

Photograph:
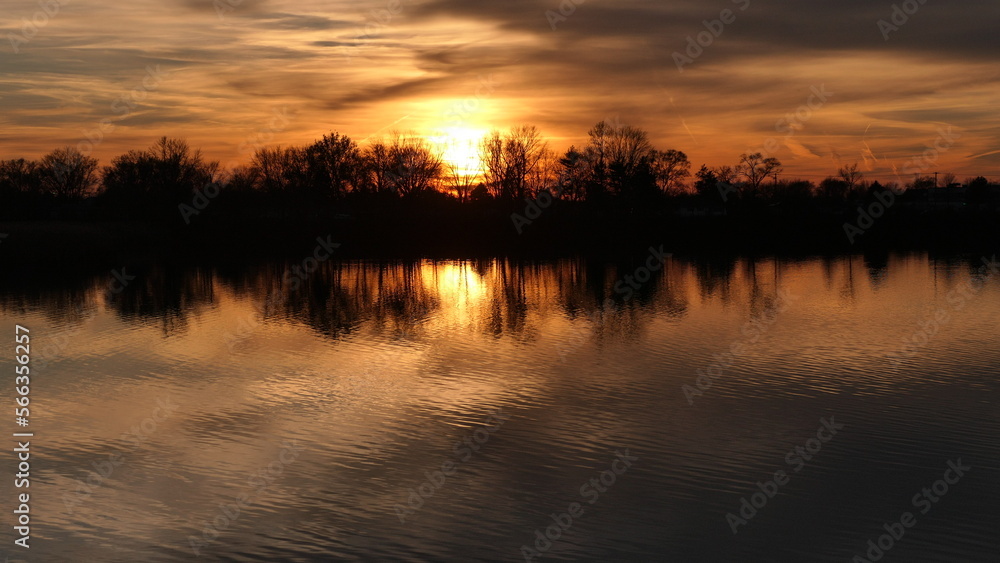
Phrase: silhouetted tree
[
  {"left": 0, "top": 159, "right": 41, "bottom": 194},
  {"left": 819, "top": 177, "right": 849, "bottom": 200},
  {"left": 583, "top": 120, "right": 655, "bottom": 201},
  {"left": 694, "top": 165, "right": 719, "bottom": 200},
  {"left": 249, "top": 146, "right": 281, "bottom": 193},
  {"left": 908, "top": 176, "right": 936, "bottom": 190},
  {"left": 838, "top": 163, "right": 863, "bottom": 193},
  {"left": 103, "top": 137, "right": 217, "bottom": 208},
  {"left": 737, "top": 152, "right": 782, "bottom": 197},
  {"left": 8, "top": 120, "right": 1000, "bottom": 230},
  {"left": 469, "top": 184, "right": 491, "bottom": 203},
  {"left": 41, "top": 147, "right": 99, "bottom": 200},
  {"left": 480, "top": 125, "right": 548, "bottom": 201},
  {"left": 966, "top": 176, "right": 991, "bottom": 205},
  {"left": 390, "top": 137, "right": 443, "bottom": 198},
  {"left": 557, "top": 146, "right": 589, "bottom": 201},
  {"left": 221, "top": 164, "right": 259, "bottom": 193},
  {"left": 0, "top": 159, "right": 43, "bottom": 219},
  {"left": 446, "top": 163, "right": 476, "bottom": 203},
  {"left": 363, "top": 133, "right": 443, "bottom": 198},
  {"left": 765, "top": 179, "right": 814, "bottom": 203},
  {"left": 305, "top": 132, "right": 362, "bottom": 199},
  {"left": 713, "top": 165, "right": 737, "bottom": 185},
  {"left": 650, "top": 149, "right": 691, "bottom": 195}
]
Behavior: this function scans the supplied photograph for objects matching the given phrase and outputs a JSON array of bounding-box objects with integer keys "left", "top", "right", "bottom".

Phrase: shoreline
[{"left": 2, "top": 207, "right": 999, "bottom": 268}]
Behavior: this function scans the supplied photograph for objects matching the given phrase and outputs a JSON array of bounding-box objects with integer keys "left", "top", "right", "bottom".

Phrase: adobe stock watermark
[
  {"left": 682, "top": 288, "right": 799, "bottom": 405},
  {"left": 611, "top": 246, "right": 673, "bottom": 301},
  {"left": 29, "top": 305, "right": 86, "bottom": 371},
  {"left": 214, "top": 0, "right": 246, "bottom": 21},
  {"left": 182, "top": 106, "right": 297, "bottom": 224},
  {"left": 394, "top": 408, "right": 510, "bottom": 523},
  {"left": 236, "top": 107, "right": 294, "bottom": 156},
  {"left": 898, "top": 125, "right": 960, "bottom": 178},
  {"left": 849, "top": 459, "right": 970, "bottom": 562},
  {"left": 224, "top": 236, "right": 340, "bottom": 351},
  {"left": 887, "top": 255, "right": 999, "bottom": 366},
  {"left": 672, "top": 0, "right": 751, "bottom": 73},
  {"left": 62, "top": 397, "right": 179, "bottom": 514},
  {"left": 877, "top": 0, "right": 930, "bottom": 41},
  {"left": 842, "top": 185, "right": 902, "bottom": 244},
  {"left": 104, "top": 267, "right": 136, "bottom": 298},
  {"left": 340, "top": 0, "right": 403, "bottom": 62},
  {"left": 750, "top": 85, "right": 834, "bottom": 159},
  {"left": 548, "top": 244, "right": 671, "bottom": 362},
  {"left": 439, "top": 74, "right": 498, "bottom": 190},
  {"left": 178, "top": 179, "right": 223, "bottom": 224},
  {"left": 510, "top": 112, "right": 623, "bottom": 234},
  {"left": 555, "top": 323, "right": 591, "bottom": 362},
  {"left": 726, "top": 417, "right": 844, "bottom": 534},
  {"left": 844, "top": 126, "right": 960, "bottom": 243},
  {"left": 189, "top": 441, "right": 304, "bottom": 556},
  {"left": 545, "top": 0, "right": 586, "bottom": 30},
  {"left": 345, "top": 334, "right": 415, "bottom": 396},
  {"left": 32, "top": 332, "right": 71, "bottom": 371},
  {"left": 75, "top": 65, "right": 171, "bottom": 159},
  {"left": 510, "top": 185, "right": 560, "bottom": 234},
  {"left": 6, "top": 0, "right": 68, "bottom": 54},
  {"left": 443, "top": 74, "right": 498, "bottom": 130},
  {"left": 519, "top": 449, "right": 639, "bottom": 562},
  {"left": 718, "top": 84, "right": 833, "bottom": 202}
]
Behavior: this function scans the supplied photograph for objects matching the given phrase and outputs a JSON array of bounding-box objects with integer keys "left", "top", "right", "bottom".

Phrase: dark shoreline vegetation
[{"left": 2, "top": 121, "right": 999, "bottom": 264}]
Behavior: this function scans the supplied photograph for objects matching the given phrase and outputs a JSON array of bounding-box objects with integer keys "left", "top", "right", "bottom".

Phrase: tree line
[{"left": 1, "top": 120, "right": 996, "bottom": 221}]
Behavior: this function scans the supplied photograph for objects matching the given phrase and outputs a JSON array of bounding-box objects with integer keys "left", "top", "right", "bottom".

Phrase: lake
[{"left": 4, "top": 252, "right": 999, "bottom": 562}]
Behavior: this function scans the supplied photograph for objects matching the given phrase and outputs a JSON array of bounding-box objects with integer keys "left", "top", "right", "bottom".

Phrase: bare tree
[
  {"left": 713, "top": 165, "right": 737, "bottom": 184},
  {"left": 360, "top": 140, "right": 394, "bottom": 194},
  {"left": 392, "top": 136, "right": 443, "bottom": 197},
  {"left": 480, "top": 125, "right": 548, "bottom": 201},
  {"left": 306, "top": 132, "right": 362, "bottom": 198},
  {"left": 447, "top": 163, "right": 476, "bottom": 203},
  {"left": 528, "top": 147, "right": 558, "bottom": 196},
  {"left": 909, "top": 176, "right": 936, "bottom": 190},
  {"left": 222, "top": 164, "right": 260, "bottom": 193},
  {"left": 0, "top": 159, "right": 41, "bottom": 194},
  {"left": 737, "top": 152, "right": 782, "bottom": 196},
  {"left": 650, "top": 149, "right": 691, "bottom": 195},
  {"left": 250, "top": 146, "right": 286, "bottom": 193},
  {"left": 147, "top": 136, "right": 219, "bottom": 192},
  {"left": 584, "top": 120, "right": 653, "bottom": 196},
  {"left": 249, "top": 146, "right": 306, "bottom": 193},
  {"left": 41, "top": 147, "right": 99, "bottom": 199},
  {"left": 480, "top": 131, "right": 505, "bottom": 199},
  {"left": 838, "top": 163, "right": 863, "bottom": 193},
  {"left": 363, "top": 133, "right": 443, "bottom": 197}
]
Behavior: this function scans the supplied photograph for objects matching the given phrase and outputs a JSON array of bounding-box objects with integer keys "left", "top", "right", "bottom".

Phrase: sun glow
[{"left": 429, "top": 126, "right": 488, "bottom": 180}]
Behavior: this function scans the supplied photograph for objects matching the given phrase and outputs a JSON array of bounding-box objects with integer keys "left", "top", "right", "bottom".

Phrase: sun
[{"left": 428, "top": 126, "right": 487, "bottom": 179}]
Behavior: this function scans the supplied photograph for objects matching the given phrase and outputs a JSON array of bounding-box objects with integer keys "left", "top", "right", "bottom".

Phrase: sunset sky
[{"left": 2, "top": 0, "right": 998, "bottom": 181}]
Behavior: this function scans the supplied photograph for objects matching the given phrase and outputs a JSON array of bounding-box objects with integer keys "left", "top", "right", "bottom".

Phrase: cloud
[
  {"left": 247, "top": 12, "right": 353, "bottom": 31},
  {"left": 0, "top": 0, "right": 996, "bottom": 180}
]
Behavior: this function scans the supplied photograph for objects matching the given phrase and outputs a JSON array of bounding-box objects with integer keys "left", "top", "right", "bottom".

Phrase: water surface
[{"left": 3, "top": 253, "right": 999, "bottom": 562}]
